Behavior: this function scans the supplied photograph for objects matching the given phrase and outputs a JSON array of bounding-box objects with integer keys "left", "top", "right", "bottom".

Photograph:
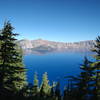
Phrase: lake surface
[{"left": 24, "top": 52, "right": 93, "bottom": 90}]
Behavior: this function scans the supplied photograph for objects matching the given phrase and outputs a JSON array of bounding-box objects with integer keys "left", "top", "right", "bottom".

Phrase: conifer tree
[
  {"left": 40, "top": 72, "right": 51, "bottom": 96},
  {"left": 92, "top": 36, "right": 100, "bottom": 100},
  {"left": 0, "top": 21, "right": 27, "bottom": 94},
  {"left": 79, "top": 57, "right": 94, "bottom": 100},
  {"left": 67, "top": 57, "right": 93, "bottom": 100},
  {"left": 33, "top": 72, "right": 39, "bottom": 95}
]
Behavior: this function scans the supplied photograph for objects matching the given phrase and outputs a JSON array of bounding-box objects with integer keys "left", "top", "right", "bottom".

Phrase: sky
[{"left": 0, "top": 0, "right": 100, "bottom": 42}]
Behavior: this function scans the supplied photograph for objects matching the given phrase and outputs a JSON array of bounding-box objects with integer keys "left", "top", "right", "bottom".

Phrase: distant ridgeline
[{"left": 17, "top": 39, "right": 95, "bottom": 54}]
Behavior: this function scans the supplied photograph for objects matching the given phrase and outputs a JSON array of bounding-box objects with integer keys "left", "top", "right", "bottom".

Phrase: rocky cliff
[{"left": 17, "top": 39, "right": 95, "bottom": 54}]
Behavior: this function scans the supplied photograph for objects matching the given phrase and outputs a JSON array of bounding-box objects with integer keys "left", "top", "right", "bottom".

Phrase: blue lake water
[{"left": 24, "top": 52, "right": 93, "bottom": 90}]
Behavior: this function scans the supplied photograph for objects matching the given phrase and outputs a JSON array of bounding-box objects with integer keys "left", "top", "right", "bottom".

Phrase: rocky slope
[{"left": 17, "top": 39, "right": 95, "bottom": 54}]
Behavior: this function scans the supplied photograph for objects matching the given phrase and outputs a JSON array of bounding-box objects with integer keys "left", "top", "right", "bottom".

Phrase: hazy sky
[{"left": 0, "top": 0, "right": 100, "bottom": 42}]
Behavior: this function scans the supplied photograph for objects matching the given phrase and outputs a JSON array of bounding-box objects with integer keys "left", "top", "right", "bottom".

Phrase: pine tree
[
  {"left": 33, "top": 72, "right": 39, "bottom": 95},
  {"left": 40, "top": 72, "right": 51, "bottom": 96},
  {"left": 0, "top": 21, "right": 27, "bottom": 94},
  {"left": 67, "top": 57, "right": 93, "bottom": 100},
  {"left": 79, "top": 57, "right": 94, "bottom": 100},
  {"left": 92, "top": 36, "right": 100, "bottom": 100}
]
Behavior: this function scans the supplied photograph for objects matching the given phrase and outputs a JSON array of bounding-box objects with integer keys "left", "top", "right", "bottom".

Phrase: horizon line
[{"left": 17, "top": 38, "right": 94, "bottom": 43}]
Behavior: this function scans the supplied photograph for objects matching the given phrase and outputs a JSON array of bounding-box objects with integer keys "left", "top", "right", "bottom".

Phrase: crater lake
[{"left": 24, "top": 52, "right": 93, "bottom": 90}]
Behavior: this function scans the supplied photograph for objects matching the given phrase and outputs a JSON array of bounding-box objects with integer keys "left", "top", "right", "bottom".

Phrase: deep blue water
[{"left": 24, "top": 52, "right": 93, "bottom": 90}]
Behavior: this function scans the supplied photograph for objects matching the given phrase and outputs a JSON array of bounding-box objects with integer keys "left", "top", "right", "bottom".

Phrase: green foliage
[
  {"left": 33, "top": 72, "right": 39, "bottom": 87},
  {"left": 33, "top": 72, "right": 39, "bottom": 94},
  {"left": 91, "top": 36, "right": 100, "bottom": 100},
  {"left": 40, "top": 72, "right": 51, "bottom": 96},
  {"left": 0, "top": 21, "right": 27, "bottom": 93},
  {"left": 65, "top": 57, "right": 94, "bottom": 100}
]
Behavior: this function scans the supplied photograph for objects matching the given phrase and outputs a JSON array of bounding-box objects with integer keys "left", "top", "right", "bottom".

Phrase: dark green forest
[{"left": 0, "top": 22, "right": 100, "bottom": 100}]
